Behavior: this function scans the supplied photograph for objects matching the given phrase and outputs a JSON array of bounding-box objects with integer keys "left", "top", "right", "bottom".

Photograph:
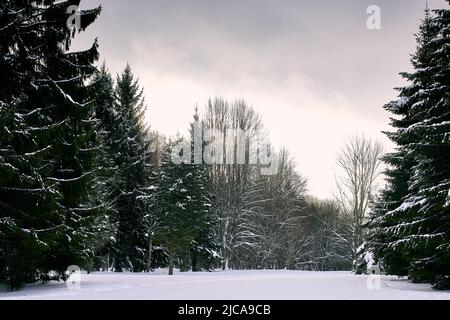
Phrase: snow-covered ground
[{"left": 1, "top": 270, "right": 449, "bottom": 300}]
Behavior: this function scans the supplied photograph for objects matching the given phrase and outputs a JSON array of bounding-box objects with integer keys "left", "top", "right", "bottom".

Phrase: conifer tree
[
  {"left": 369, "top": 3, "right": 450, "bottom": 289},
  {"left": 188, "top": 110, "right": 218, "bottom": 271},
  {"left": 0, "top": 0, "right": 102, "bottom": 289},
  {"left": 112, "top": 64, "right": 152, "bottom": 272},
  {"left": 152, "top": 128, "right": 216, "bottom": 275},
  {"left": 89, "top": 64, "right": 119, "bottom": 271}
]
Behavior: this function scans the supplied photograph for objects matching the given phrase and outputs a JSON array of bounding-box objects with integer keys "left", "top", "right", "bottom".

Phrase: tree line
[
  {"left": 0, "top": 0, "right": 448, "bottom": 291},
  {"left": 0, "top": 1, "right": 355, "bottom": 290}
]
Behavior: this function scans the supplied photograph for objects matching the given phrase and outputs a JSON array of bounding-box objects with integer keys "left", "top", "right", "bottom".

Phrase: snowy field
[{"left": 1, "top": 270, "right": 450, "bottom": 300}]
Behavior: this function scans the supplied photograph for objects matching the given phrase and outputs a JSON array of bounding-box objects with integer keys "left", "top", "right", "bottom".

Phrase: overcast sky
[{"left": 72, "top": 0, "right": 444, "bottom": 198}]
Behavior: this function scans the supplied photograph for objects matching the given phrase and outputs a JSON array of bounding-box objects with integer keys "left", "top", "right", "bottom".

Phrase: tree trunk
[
  {"left": 223, "top": 257, "right": 229, "bottom": 271},
  {"left": 168, "top": 250, "right": 174, "bottom": 275},
  {"left": 191, "top": 251, "right": 199, "bottom": 272},
  {"left": 114, "top": 258, "right": 123, "bottom": 272},
  {"left": 147, "top": 239, "right": 153, "bottom": 272},
  {"left": 104, "top": 253, "right": 109, "bottom": 272}
]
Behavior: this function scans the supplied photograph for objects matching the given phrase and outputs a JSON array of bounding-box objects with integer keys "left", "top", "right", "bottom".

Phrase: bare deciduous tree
[
  {"left": 202, "top": 97, "right": 263, "bottom": 270},
  {"left": 335, "top": 134, "right": 384, "bottom": 261}
]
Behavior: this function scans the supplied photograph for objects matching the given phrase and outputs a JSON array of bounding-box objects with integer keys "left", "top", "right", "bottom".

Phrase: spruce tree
[
  {"left": 188, "top": 110, "right": 218, "bottom": 271},
  {"left": 89, "top": 64, "right": 119, "bottom": 271},
  {"left": 367, "top": 9, "right": 438, "bottom": 277},
  {"left": 369, "top": 3, "right": 450, "bottom": 289},
  {"left": 404, "top": 3, "right": 450, "bottom": 289},
  {"left": 0, "top": 0, "right": 102, "bottom": 289},
  {"left": 112, "top": 64, "right": 152, "bottom": 272},
  {"left": 152, "top": 129, "right": 216, "bottom": 274}
]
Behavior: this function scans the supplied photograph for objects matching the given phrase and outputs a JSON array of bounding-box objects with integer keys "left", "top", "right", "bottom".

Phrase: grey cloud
[{"left": 72, "top": 0, "right": 445, "bottom": 197}]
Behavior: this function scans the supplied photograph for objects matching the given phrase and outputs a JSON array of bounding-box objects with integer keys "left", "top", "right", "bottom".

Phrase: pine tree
[
  {"left": 112, "top": 64, "right": 152, "bottom": 272},
  {"left": 152, "top": 138, "right": 193, "bottom": 275},
  {"left": 89, "top": 64, "right": 119, "bottom": 271},
  {"left": 0, "top": 0, "right": 102, "bottom": 289},
  {"left": 367, "top": 155, "right": 415, "bottom": 276},
  {"left": 367, "top": 8, "right": 438, "bottom": 277},
  {"left": 405, "top": 3, "right": 450, "bottom": 289},
  {"left": 188, "top": 110, "right": 218, "bottom": 272},
  {"left": 152, "top": 129, "right": 217, "bottom": 275},
  {"left": 369, "top": 3, "right": 450, "bottom": 289}
]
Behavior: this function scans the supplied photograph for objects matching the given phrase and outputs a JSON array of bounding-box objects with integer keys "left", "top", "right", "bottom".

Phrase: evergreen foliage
[{"left": 369, "top": 4, "right": 450, "bottom": 289}]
